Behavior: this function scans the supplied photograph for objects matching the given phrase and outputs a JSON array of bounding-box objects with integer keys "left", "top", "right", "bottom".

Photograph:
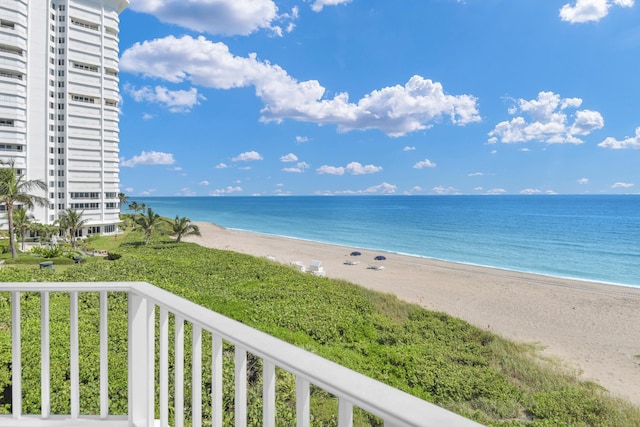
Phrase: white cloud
[
  {"left": 142, "top": 113, "right": 155, "bottom": 120},
  {"left": 487, "top": 188, "right": 507, "bottom": 194},
  {"left": 520, "top": 188, "right": 542, "bottom": 194},
  {"left": 611, "top": 182, "right": 634, "bottom": 189},
  {"left": 128, "top": 0, "right": 295, "bottom": 36},
  {"left": 177, "top": 187, "right": 196, "bottom": 196},
  {"left": 316, "top": 165, "right": 345, "bottom": 175},
  {"left": 209, "top": 186, "right": 244, "bottom": 196},
  {"left": 317, "top": 162, "right": 382, "bottom": 175},
  {"left": 199, "top": 180, "right": 210, "bottom": 186},
  {"left": 232, "top": 151, "right": 263, "bottom": 161},
  {"left": 488, "top": 91, "right": 604, "bottom": 144},
  {"left": 468, "top": 172, "right": 484, "bottom": 177},
  {"left": 125, "top": 85, "right": 205, "bottom": 113},
  {"left": 413, "top": 159, "right": 436, "bottom": 169},
  {"left": 120, "top": 151, "right": 176, "bottom": 167},
  {"left": 215, "top": 163, "right": 229, "bottom": 169},
  {"left": 346, "top": 162, "right": 382, "bottom": 175},
  {"left": 124, "top": 187, "right": 134, "bottom": 193},
  {"left": 364, "top": 182, "right": 397, "bottom": 194},
  {"left": 280, "top": 153, "right": 298, "bottom": 162},
  {"left": 559, "top": 0, "right": 634, "bottom": 24},
  {"left": 311, "top": 0, "right": 351, "bottom": 12},
  {"left": 295, "top": 136, "right": 309, "bottom": 143},
  {"left": 282, "top": 162, "right": 310, "bottom": 173},
  {"left": 598, "top": 127, "right": 640, "bottom": 149},
  {"left": 577, "top": 178, "right": 589, "bottom": 184},
  {"left": 411, "top": 186, "right": 423, "bottom": 192},
  {"left": 432, "top": 186, "right": 459, "bottom": 195},
  {"left": 121, "top": 35, "right": 480, "bottom": 137},
  {"left": 403, "top": 146, "right": 416, "bottom": 151}
]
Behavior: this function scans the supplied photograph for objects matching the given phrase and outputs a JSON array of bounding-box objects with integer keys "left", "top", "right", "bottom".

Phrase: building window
[
  {"left": 58, "top": 137, "right": 64, "bottom": 143},
  {"left": 57, "top": 181, "right": 64, "bottom": 188},
  {"left": 0, "top": 20, "right": 15, "bottom": 30},
  {"left": 57, "top": 170, "right": 64, "bottom": 177},
  {"left": 71, "top": 18, "right": 99, "bottom": 31},
  {"left": 71, "top": 94, "right": 95, "bottom": 104},
  {"left": 0, "top": 44, "right": 23, "bottom": 56},
  {"left": 58, "top": 159, "right": 64, "bottom": 165},
  {"left": 73, "top": 62, "right": 99, "bottom": 73},
  {"left": 0, "top": 119, "right": 14, "bottom": 127},
  {"left": 58, "top": 192, "right": 64, "bottom": 198},
  {"left": 0, "top": 70, "right": 23, "bottom": 80},
  {"left": 58, "top": 203, "right": 64, "bottom": 210}
]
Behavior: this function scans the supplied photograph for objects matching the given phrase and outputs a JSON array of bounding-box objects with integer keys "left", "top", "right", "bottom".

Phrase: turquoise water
[{"left": 133, "top": 195, "right": 640, "bottom": 288}]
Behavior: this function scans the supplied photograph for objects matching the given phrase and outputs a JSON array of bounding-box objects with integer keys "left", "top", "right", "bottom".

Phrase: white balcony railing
[{"left": 0, "top": 282, "right": 482, "bottom": 427}]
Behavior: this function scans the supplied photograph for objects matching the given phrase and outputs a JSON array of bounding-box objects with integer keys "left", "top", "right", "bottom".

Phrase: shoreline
[
  {"left": 185, "top": 222, "right": 640, "bottom": 406},
  {"left": 224, "top": 226, "right": 640, "bottom": 291}
]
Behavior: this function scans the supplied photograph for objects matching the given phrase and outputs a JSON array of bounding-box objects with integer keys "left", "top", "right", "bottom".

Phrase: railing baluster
[
  {"left": 263, "top": 361, "right": 275, "bottom": 427},
  {"left": 160, "top": 307, "right": 169, "bottom": 427},
  {"left": 70, "top": 291, "right": 80, "bottom": 419},
  {"left": 99, "top": 291, "right": 108, "bottom": 418},
  {"left": 212, "top": 334, "right": 223, "bottom": 427},
  {"left": 338, "top": 398, "right": 353, "bottom": 426},
  {"left": 175, "top": 315, "right": 184, "bottom": 427},
  {"left": 11, "top": 291, "right": 21, "bottom": 418},
  {"left": 192, "top": 325, "right": 202, "bottom": 427},
  {"left": 41, "top": 291, "right": 50, "bottom": 418},
  {"left": 129, "top": 292, "right": 152, "bottom": 427},
  {"left": 234, "top": 345, "right": 247, "bottom": 427},
  {"left": 147, "top": 301, "right": 155, "bottom": 427},
  {"left": 296, "top": 377, "right": 310, "bottom": 427}
]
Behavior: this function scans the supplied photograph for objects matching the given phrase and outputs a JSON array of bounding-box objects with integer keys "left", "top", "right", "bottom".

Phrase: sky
[{"left": 116, "top": 0, "right": 640, "bottom": 197}]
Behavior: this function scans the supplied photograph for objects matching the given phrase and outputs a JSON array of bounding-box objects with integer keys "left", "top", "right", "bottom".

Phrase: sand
[{"left": 184, "top": 222, "right": 640, "bottom": 406}]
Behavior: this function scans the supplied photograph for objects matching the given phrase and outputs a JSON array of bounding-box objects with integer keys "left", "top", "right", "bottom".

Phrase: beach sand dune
[{"left": 185, "top": 222, "right": 640, "bottom": 406}]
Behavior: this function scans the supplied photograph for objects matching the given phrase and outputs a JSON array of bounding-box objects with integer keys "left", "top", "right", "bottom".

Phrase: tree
[
  {"left": 13, "top": 207, "right": 34, "bottom": 252},
  {"left": 128, "top": 201, "right": 146, "bottom": 222},
  {"left": 0, "top": 161, "right": 48, "bottom": 258},
  {"left": 118, "top": 192, "right": 128, "bottom": 210},
  {"left": 58, "top": 208, "right": 87, "bottom": 247},
  {"left": 169, "top": 216, "right": 201, "bottom": 243},
  {"left": 135, "top": 207, "right": 164, "bottom": 245}
]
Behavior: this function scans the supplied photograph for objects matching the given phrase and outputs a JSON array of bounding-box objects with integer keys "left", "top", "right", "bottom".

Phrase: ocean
[{"left": 133, "top": 195, "right": 640, "bottom": 289}]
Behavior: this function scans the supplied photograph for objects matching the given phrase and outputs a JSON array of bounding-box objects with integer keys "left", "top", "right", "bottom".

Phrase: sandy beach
[{"left": 184, "top": 222, "right": 640, "bottom": 406}]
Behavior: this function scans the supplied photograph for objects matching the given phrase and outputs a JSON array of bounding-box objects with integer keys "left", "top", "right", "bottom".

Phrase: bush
[
  {"left": 105, "top": 252, "right": 121, "bottom": 260},
  {"left": 31, "top": 245, "right": 64, "bottom": 258}
]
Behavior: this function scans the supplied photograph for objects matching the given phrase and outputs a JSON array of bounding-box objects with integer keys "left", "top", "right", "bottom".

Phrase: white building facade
[{"left": 0, "top": 0, "right": 128, "bottom": 236}]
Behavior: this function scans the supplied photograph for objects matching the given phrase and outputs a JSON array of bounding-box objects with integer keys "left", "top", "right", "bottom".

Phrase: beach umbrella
[
  {"left": 350, "top": 251, "right": 362, "bottom": 256},
  {"left": 374, "top": 255, "right": 386, "bottom": 261}
]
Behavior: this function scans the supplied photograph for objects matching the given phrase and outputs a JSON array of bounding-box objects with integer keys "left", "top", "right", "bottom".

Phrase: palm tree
[
  {"left": 58, "top": 208, "right": 87, "bottom": 248},
  {"left": 169, "top": 216, "right": 201, "bottom": 243},
  {"left": 0, "top": 160, "right": 48, "bottom": 258},
  {"left": 13, "top": 207, "right": 34, "bottom": 252},
  {"left": 135, "top": 207, "right": 163, "bottom": 245},
  {"left": 128, "top": 201, "right": 146, "bottom": 222},
  {"left": 118, "top": 192, "right": 128, "bottom": 210}
]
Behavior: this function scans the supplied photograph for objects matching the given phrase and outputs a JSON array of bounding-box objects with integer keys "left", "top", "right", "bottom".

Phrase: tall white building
[{"left": 0, "top": 0, "right": 128, "bottom": 237}]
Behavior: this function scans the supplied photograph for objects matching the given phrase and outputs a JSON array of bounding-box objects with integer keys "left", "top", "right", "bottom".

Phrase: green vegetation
[{"left": 0, "top": 230, "right": 638, "bottom": 426}]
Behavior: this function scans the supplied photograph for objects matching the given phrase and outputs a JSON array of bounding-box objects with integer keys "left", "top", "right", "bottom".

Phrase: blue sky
[{"left": 117, "top": 0, "right": 640, "bottom": 197}]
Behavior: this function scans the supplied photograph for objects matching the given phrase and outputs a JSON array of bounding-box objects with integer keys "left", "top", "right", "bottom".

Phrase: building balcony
[{"left": 0, "top": 282, "right": 481, "bottom": 427}]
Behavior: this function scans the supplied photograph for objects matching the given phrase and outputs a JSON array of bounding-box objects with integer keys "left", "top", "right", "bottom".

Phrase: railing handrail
[{"left": 1, "top": 282, "right": 482, "bottom": 426}]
